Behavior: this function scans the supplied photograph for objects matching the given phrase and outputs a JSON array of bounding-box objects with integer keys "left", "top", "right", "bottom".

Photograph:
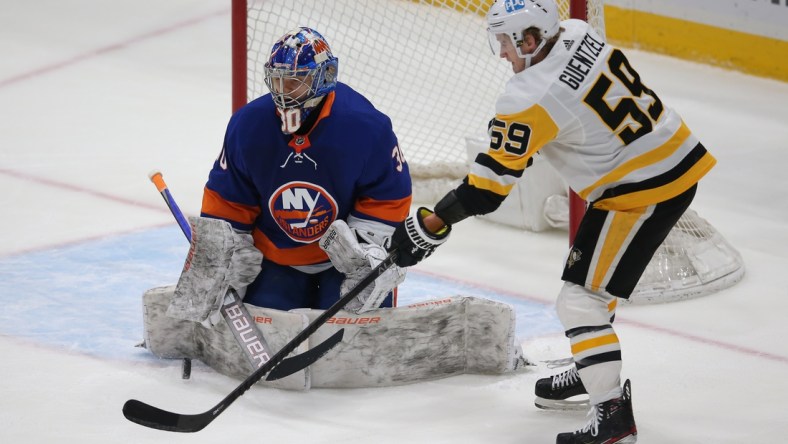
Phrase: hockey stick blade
[
  {"left": 122, "top": 330, "right": 345, "bottom": 430},
  {"left": 266, "top": 329, "right": 344, "bottom": 381},
  {"left": 123, "top": 399, "right": 211, "bottom": 433},
  {"left": 123, "top": 252, "right": 397, "bottom": 432}
]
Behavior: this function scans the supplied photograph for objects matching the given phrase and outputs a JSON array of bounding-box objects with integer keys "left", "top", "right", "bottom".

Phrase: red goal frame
[{"left": 567, "top": 0, "right": 589, "bottom": 243}]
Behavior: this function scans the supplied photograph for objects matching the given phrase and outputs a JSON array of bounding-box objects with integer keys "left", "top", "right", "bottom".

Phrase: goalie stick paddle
[
  {"left": 144, "top": 170, "right": 345, "bottom": 379},
  {"left": 123, "top": 252, "right": 397, "bottom": 432},
  {"left": 264, "top": 324, "right": 342, "bottom": 381}
]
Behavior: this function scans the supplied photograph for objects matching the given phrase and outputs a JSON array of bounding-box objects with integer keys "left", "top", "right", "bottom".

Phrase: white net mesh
[
  {"left": 242, "top": 0, "right": 744, "bottom": 303},
  {"left": 246, "top": 0, "right": 604, "bottom": 201},
  {"left": 632, "top": 209, "right": 745, "bottom": 304}
]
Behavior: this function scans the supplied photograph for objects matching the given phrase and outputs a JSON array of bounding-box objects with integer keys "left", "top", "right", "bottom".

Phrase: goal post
[
  {"left": 568, "top": 0, "right": 590, "bottom": 245},
  {"left": 231, "top": 0, "right": 247, "bottom": 113},
  {"left": 230, "top": 0, "right": 744, "bottom": 304},
  {"left": 565, "top": 0, "right": 616, "bottom": 246}
]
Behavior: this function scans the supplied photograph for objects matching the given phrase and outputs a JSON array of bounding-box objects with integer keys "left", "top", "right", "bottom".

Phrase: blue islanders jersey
[{"left": 201, "top": 82, "right": 412, "bottom": 266}]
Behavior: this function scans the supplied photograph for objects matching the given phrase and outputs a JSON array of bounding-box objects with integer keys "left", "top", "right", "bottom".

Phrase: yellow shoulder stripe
[{"left": 491, "top": 104, "right": 559, "bottom": 171}]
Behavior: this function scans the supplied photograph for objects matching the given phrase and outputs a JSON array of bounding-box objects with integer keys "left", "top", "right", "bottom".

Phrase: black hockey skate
[
  {"left": 535, "top": 364, "right": 589, "bottom": 410},
  {"left": 555, "top": 379, "right": 637, "bottom": 444}
]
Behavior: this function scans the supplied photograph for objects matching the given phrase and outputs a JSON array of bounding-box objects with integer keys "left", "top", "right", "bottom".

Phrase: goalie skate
[{"left": 535, "top": 364, "right": 589, "bottom": 411}]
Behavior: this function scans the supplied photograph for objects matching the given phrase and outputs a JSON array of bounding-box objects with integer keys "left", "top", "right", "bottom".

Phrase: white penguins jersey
[{"left": 466, "top": 19, "right": 715, "bottom": 212}]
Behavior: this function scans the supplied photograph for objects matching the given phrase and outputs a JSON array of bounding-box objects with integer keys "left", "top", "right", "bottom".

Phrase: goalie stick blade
[
  {"left": 122, "top": 399, "right": 216, "bottom": 433},
  {"left": 266, "top": 329, "right": 344, "bottom": 381}
]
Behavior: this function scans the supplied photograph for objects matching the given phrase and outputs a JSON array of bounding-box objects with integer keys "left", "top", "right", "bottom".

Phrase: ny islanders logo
[{"left": 269, "top": 181, "right": 337, "bottom": 243}]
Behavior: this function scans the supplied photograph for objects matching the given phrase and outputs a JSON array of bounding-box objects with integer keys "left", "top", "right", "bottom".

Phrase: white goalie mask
[{"left": 486, "top": 0, "right": 560, "bottom": 68}]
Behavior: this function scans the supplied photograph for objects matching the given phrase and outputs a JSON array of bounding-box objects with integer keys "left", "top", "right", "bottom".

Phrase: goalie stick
[
  {"left": 123, "top": 251, "right": 397, "bottom": 432},
  {"left": 146, "top": 170, "right": 342, "bottom": 381}
]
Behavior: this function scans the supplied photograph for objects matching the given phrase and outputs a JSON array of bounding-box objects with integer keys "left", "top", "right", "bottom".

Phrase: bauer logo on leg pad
[
  {"left": 222, "top": 300, "right": 271, "bottom": 368},
  {"left": 326, "top": 316, "right": 381, "bottom": 325}
]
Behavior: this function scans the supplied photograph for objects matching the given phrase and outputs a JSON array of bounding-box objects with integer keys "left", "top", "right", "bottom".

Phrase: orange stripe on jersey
[
  {"left": 306, "top": 91, "right": 335, "bottom": 133},
  {"left": 579, "top": 121, "right": 692, "bottom": 201},
  {"left": 591, "top": 208, "right": 646, "bottom": 292},
  {"left": 252, "top": 228, "right": 328, "bottom": 266},
  {"left": 316, "top": 92, "right": 335, "bottom": 121},
  {"left": 354, "top": 195, "right": 412, "bottom": 224},
  {"left": 201, "top": 187, "right": 260, "bottom": 226}
]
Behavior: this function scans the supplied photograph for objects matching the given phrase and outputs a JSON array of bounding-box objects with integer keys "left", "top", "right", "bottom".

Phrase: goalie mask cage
[{"left": 231, "top": 0, "right": 744, "bottom": 304}]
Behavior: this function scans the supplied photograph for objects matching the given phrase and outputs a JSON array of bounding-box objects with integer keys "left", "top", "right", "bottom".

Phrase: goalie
[
  {"left": 155, "top": 26, "right": 409, "bottom": 387},
  {"left": 388, "top": 0, "right": 717, "bottom": 443},
  {"left": 177, "top": 26, "right": 411, "bottom": 321}
]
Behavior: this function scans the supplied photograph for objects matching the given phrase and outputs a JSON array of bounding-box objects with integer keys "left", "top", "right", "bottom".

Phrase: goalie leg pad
[
  {"left": 303, "top": 295, "right": 523, "bottom": 388},
  {"left": 143, "top": 285, "right": 310, "bottom": 390},
  {"left": 143, "top": 286, "right": 199, "bottom": 359},
  {"left": 144, "top": 288, "right": 523, "bottom": 389}
]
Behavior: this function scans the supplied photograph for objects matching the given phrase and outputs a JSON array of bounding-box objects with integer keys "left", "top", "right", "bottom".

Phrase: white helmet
[{"left": 486, "top": 0, "right": 560, "bottom": 67}]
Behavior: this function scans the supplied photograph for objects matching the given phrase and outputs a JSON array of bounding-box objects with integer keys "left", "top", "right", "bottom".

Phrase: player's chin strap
[{"left": 518, "top": 37, "right": 548, "bottom": 69}]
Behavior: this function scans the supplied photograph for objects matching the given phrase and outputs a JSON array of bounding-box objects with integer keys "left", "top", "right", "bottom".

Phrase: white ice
[{"left": 1, "top": 1, "right": 787, "bottom": 443}]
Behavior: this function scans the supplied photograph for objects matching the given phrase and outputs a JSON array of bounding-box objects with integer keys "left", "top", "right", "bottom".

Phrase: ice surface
[{"left": 1, "top": 1, "right": 787, "bottom": 443}]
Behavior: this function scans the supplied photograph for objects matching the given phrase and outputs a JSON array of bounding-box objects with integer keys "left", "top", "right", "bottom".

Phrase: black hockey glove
[{"left": 389, "top": 207, "right": 451, "bottom": 267}]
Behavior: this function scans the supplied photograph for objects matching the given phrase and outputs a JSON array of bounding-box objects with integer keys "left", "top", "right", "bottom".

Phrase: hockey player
[
  {"left": 388, "top": 1, "right": 716, "bottom": 443},
  {"left": 190, "top": 27, "right": 411, "bottom": 315}
]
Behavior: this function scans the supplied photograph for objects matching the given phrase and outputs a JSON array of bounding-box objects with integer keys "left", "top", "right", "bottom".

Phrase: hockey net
[{"left": 234, "top": 0, "right": 743, "bottom": 303}]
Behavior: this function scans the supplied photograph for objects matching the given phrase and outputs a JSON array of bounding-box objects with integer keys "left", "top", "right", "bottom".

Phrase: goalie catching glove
[
  {"left": 389, "top": 207, "right": 451, "bottom": 267},
  {"left": 167, "top": 216, "right": 263, "bottom": 326},
  {"left": 319, "top": 220, "right": 406, "bottom": 313}
]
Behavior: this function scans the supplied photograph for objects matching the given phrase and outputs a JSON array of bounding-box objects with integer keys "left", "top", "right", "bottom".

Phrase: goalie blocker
[{"left": 142, "top": 286, "right": 528, "bottom": 389}]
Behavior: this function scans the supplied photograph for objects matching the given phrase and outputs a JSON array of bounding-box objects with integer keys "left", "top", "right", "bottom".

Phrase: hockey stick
[
  {"left": 123, "top": 251, "right": 397, "bottom": 432},
  {"left": 149, "top": 170, "right": 192, "bottom": 239},
  {"left": 146, "top": 170, "right": 343, "bottom": 381}
]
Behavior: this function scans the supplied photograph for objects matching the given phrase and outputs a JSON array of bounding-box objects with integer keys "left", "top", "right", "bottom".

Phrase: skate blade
[{"left": 534, "top": 396, "right": 589, "bottom": 411}]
